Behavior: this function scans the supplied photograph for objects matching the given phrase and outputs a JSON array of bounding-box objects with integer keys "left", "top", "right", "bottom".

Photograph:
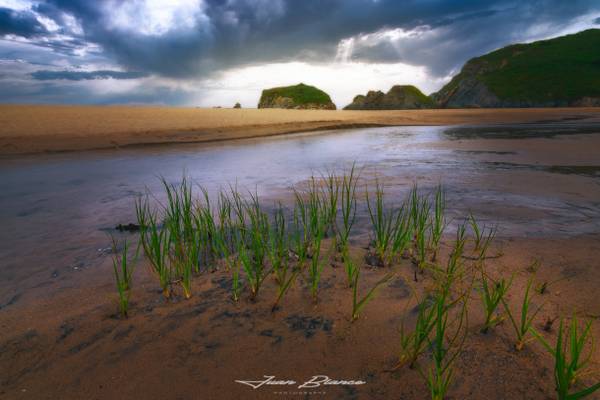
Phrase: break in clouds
[{"left": 0, "top": 0, "right": 599, "bottom": 107}]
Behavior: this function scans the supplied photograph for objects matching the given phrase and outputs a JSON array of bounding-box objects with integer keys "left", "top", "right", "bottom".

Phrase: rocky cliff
[
  {"left": 344, "top": 85, "right": 434, "bottom": 110},
  {"left": 258, "top": 83, "right": 336, "bottom": 110},
  {"left": 431, "top": 29, "right": 600, "bottom": 108}
]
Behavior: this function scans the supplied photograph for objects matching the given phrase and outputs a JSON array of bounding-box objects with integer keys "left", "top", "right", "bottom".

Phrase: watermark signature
[{"left": 235, "top": 375, "right": 366, "bottom": 394}]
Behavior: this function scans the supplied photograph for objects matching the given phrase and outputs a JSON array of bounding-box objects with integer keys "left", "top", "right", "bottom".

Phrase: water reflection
[{"left": 0, "top": 125, "right": 599, "bottom": 290}]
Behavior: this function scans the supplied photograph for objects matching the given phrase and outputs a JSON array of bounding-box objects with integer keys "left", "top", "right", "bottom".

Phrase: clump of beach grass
[
  {"left": 348, "top": 252, "right": 393, "bottom": 321},
  {"left": 136, "top": 197, "right": 171, "bottom": 298},
  {"left": 391, "top": 203, "right": 412, "bottom": 263},
  {"left": 468, "top": 213, "right": 497, "bottom": 261},
  {"left": 307, "top": 207, "right": 326, "bottom": 303},
  {"left": 267, "top": 204, "right": 288, "bottom": 282},
  {"left": 409, "top": 184, "right": 432, "bottom": 279},
  {"left": 111, "top": 238, "right": 133, "bottom": 318},
  {"left": 291, "top": 200, "right": 309, "bottom": 270},
  {"left": 337, "top": 164, "right": 360, "bottom": 286},
  {"left": 195, "top": 186, "right": 221, "bottom": 271},
  {"left": 418, "top": 226, "right": 470, "bottom": 400},
  {"left": 228, "top": 233, "right": 243, "bottom": 301},
  {"left": 366, "top": 179, "right": 395, "bottom": 267},
  {"left": 502, "top": 277, "right": 543, "bottom": 350},
  {"left": 337, "top": 163, "right": 359, "bottom": 250},
  {"left": 238, "top": 191, "right": 269, "bottom": 300},
  {"left": 532, "top": 316, "right": 600, "bottom": 399},
  {"left": 269, "top": 205, "right": 298, "bottom": 311},
  {"left": 421, "top": 290, "right": 468, "bottom": 400},
  {"left": 398, "top": 292, "right": 437, "bottom": 369},
  {"left": 162, "top": 177, "right": 200, "bottom": 298},
  {"left": 397, "top": 223, "right": 469, "bottom": 373},
  {"left": 479, "top": 271, "right": 512, "bottom": 333},
  {"left": 424, "top": 296, "right": 467, "bottom": 400},
  {"left": 449, "top": 223, "right": 467, "bottom": 276},
  {"left": 321, "top": 169, "right": 340, "bottom": 239},
  {"left": 429, "top": 184, "right": 446, "bottom": 262},
  {"left": 293, "top": 176, "right": 332, "bottom": 303}
]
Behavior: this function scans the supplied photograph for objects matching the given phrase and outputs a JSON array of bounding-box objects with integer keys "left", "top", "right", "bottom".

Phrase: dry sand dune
[{"left": 1, "top": 105, "right": 599, "bottom": 154}]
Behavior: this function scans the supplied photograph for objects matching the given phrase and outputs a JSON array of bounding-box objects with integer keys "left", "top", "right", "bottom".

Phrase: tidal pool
[{"left": 1, "top": 123, "right": 599, "bottom": 298}]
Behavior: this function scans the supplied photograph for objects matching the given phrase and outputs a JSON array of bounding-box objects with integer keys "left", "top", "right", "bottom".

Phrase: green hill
[
  {"left": 258, "top": 83, "right": 336, "bottom": 109},
  {"left": 431, "top": 29, "right": 600, "bottom": 108}
]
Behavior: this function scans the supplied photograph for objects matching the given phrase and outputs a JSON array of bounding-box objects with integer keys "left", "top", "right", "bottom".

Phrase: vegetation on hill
[
  {"left": 481, "top": 29, "right": 600, "bottom": 103},
  {"left": 432, "top": 29, "right": 600, "bottom": 107},
  {"left": 344, "top": 85, "right": 434, "bottom": 110},
  {"left": 399, "top": 85, "right": 435, "bottom": 105},
  {"left": 258, "top": 83, "right": 336, "bottom": 109}
]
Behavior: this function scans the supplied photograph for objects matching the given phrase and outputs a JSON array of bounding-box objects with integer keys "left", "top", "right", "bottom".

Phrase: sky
[{"left": 0, "top": 0, "right": 599, "bottom": 108}]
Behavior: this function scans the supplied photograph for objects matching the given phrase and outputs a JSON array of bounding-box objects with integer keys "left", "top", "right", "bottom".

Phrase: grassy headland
[{"left": 433, "top": 29, "right": 600, "bottom": 107}]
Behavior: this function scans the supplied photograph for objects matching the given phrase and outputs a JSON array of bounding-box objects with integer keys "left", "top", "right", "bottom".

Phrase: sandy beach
[
  {"left": 1, "top": 119, "right": 600, "bottom": 399},
  {"left": 2, "top": 232, "right": 600, "bottom": 400},
  {"left": 1, "top": 105, "right": 600, "bottom": 154},
  {"left": 2, "top": 2, "right": 600, "bottom": 399}
]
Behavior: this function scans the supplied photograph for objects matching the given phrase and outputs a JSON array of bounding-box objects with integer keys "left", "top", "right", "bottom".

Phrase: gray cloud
[
  {"left": 29, "top": 0, "right": 599, "bottom": 79},
  {"left": 1, "top": 0, "right": 599, "bottom": 105},
  {"left": 346, "top": 2, "right": 600, "bottom": 76},
  {"left": 0, "top": 75, "right": 192, "bottom": 105},
  {"left": 0, "top": 7, "right": 48, "bottom": 38},
  {"left": 31, "top": 70, "right": 149, "bottom": 80},
  {"left": 594, "top": 17, "right": 600, "bottom": 24}
]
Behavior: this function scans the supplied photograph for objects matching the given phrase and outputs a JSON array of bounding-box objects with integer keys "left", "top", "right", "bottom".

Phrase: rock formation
[
  {"left": 258, "top": 83, "right": 336, "bottom": 110},
  {"left": 344, "top": 85, "right": 434, "bottom": 110}
]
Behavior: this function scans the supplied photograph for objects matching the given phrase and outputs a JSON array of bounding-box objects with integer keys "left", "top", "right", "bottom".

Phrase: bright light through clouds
[
  {"left": 195, "top": 61, "right": 447, "bottom": 108},
  {"left": 0, "top": 0, "right": 599, "bottom": 105},
  {"left": 108, "top": 0, "right": 204, "bottom": 35},
  {"left": 0, "top": 0, "right": 30, "bottom": 10}
]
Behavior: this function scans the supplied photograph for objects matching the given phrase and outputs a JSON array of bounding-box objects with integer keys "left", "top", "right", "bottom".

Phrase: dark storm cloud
[
  {"left": 3, "top": 0, "right": 600, "bottom": 78},
  {"left": 21, "top": 0, "right": 598, "bottom": 79},
  {"left": 31, "top": 70, "right": 149, "bottom": 80},
  {"left": 0, "top": 67, "right": 192, "bottom": 105},
  {"left": 32, "top": 3, "right": 67, "bottom": 26},
  {"left": 0, "top": 7, "right": 48, "bottom": 37},
  {"left": 344, "top": 1, "right": 600, "bottom": 76},
  {"left": 32, "top": 0, "right": 213, "bottom": 77},
  {"left": 1, "top": 0, "right": 600, "bottom": 104}
]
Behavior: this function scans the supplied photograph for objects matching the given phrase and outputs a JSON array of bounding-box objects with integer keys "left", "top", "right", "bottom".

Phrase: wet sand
[
  {"left": 1, "top": 104, "right": 599, "bottom": 154},
  {"left": 1, "top": 123, "right": 600, "bottom": 399},
  {"left": 1, "top": 234, "right": 600, "bottom": 399}
]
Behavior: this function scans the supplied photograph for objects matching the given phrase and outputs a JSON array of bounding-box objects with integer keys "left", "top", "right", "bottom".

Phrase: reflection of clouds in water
[{"left": 0, "top": 124, "right": 599, "bottom": 271}]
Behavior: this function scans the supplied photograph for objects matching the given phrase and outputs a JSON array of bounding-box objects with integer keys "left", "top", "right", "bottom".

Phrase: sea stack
[
  {"left": 344, "top": 85, "right": 434, "bottom": 110},
  {"left": 258, "top": 83, "right": 336, "bottom": 110}
]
